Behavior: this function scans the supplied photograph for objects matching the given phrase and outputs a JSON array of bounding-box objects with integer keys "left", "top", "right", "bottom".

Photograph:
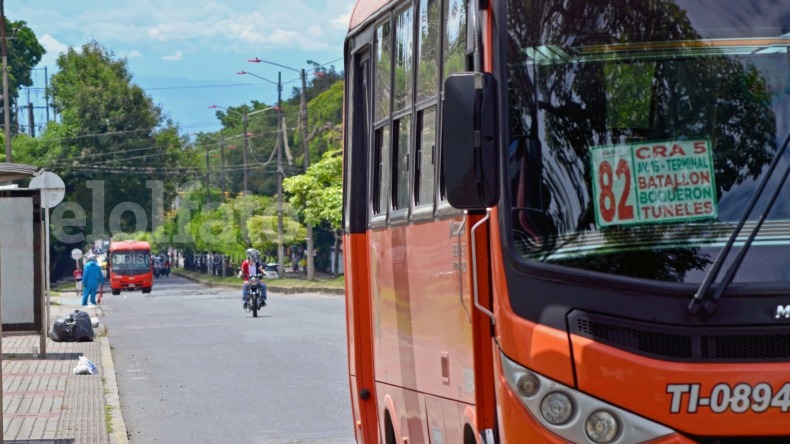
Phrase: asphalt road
[{"left": 100, "top": 273, "right": 355, "bottom": 443}]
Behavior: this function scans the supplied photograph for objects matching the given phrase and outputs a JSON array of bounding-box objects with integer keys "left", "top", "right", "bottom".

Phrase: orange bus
[
  {"left": 342, "top": 0, "right": 790, "bottom": 442},
  {"left": 108, "top": 240, "right": 153, "bottom": 295}
]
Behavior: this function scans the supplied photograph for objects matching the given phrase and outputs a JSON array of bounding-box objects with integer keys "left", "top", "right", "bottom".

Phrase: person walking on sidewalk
[{"left": 81, "top": 254, "right": 104, "bottom": 307}]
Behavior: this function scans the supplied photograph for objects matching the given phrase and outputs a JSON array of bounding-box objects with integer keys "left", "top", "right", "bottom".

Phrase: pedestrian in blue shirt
[{"left": 81, "top": 254, "right": 104, "bottom": 307}]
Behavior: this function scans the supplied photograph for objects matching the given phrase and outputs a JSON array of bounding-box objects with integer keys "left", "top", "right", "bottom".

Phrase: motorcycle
[
  {"left": 245, "top": 273, "right": 266, "bottom": 317},
  {"left": 153, "top": 258, "right": 163, "bottom": 278}
]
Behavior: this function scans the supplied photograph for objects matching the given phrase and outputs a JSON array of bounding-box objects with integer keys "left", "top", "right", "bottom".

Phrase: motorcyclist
[
  {"left": 81, "top": 253, "right": 105, "bottom": 307},
  {"left": 240, "top": 248, "right": 267, "bottom": 309}
]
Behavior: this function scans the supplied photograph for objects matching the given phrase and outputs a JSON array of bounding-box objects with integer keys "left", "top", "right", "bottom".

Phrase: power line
[{"left": 143, "top": 82, "right": 272, "bottom": 91}]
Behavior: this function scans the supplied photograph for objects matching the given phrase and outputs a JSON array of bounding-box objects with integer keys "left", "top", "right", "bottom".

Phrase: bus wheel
[
  {"left": 464, "top": 425, "right": 477, "bottom": 444},
  {"left": 111, "top": 289, "right": 120, "bottom": 296},
  {"left": 142, "top": 287, "right": 152, "bottom": 294},
  {"left": 384, "top": 411, "right": 396, "bottom": 444}
]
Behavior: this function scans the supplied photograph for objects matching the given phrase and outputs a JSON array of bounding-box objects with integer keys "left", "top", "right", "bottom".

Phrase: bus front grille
[{"left": 569, "top": 311, "right": 790, "bottom": 363}]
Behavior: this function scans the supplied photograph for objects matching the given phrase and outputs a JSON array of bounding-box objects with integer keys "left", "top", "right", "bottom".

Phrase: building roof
[{"left": 0, "top": 163, "right": 42, "bottom": 183}]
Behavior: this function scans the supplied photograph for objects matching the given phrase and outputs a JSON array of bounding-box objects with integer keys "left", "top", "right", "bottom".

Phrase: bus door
[{"left": 343, "top": 42, "right": 378, "bottom": 444}]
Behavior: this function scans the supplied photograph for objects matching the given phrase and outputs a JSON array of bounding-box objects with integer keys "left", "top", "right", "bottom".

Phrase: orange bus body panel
[
  {"left": 367, "top": 214, "right": 489, "bottom": 441},
  {"left": 488, "top": 207, "right": 577, "bottom": 386},
  {"left": 343, "top": 232, "right": 378, "bottom": 444},
  {"left": 572, "top": 335, "right": 790, "bottom": 436},
  {"left": 369, "top": 218, "right": 474, "bottom": 401},
  {"left": 349, "top": 0, "right": 391, "bottom": 30}
]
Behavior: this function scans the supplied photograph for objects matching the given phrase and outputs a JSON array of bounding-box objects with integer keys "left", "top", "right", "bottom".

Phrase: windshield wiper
[{"left": 688, "top": 131, "right": 790, "bottom": 316}]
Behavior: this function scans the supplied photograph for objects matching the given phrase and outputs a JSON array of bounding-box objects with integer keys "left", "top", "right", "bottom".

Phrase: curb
[
  {"left": 101, "top": 334, "right": 129, "bottom": 443},
  {"left": 90, "top": 305, "right": 129, "bottom": 443}
]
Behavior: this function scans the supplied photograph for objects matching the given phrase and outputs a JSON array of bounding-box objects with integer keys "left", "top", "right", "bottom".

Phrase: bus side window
[
  {"left": 373, "top": 126, "right": 391, "bottom": 216},
  {"left": 391, "top": 5, "right": 414, "bottom": 213},
  {"left": 414, "top": 0, "right": 440, "bottom": 209},
  {"left": 373, "top": 17, "right": 393, "bottom": 220},
  {"left": 415, "top": 107, "right": 436, "bottom": 206}
]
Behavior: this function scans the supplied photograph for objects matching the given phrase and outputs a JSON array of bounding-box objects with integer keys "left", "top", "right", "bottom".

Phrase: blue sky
[{"left": 8, "top": 0, "right": 356, "bottom": 134}]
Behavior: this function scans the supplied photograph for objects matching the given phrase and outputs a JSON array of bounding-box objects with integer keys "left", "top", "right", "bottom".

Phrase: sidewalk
[{"left": 1, "top": 294, "right": 127, "bottom": 443}]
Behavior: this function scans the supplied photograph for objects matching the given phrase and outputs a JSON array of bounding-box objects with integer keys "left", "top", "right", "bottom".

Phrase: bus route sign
[{"left": 591, "top": 139, "right": 717, "bottom": 227}]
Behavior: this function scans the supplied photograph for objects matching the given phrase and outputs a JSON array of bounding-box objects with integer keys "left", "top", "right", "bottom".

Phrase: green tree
[
  {"left": 294, "top": 80, "right": 344, "bottom": 166},
  {"left": 283, "top": 149, "right": 342, "bottom": 273},
  {"left": 202, "top": 69, "right": 345, "bottom": 275},
  {"left": 42, "top": 41, "right": 190, "bottom": 237}
]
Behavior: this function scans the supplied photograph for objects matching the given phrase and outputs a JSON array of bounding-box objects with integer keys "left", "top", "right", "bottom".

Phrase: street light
[
  {"left": 238, "top": 68, "right": 288, "bottom": 278},
  {"left": 247, "top": 57, "right": 316, "bottom": 281}
]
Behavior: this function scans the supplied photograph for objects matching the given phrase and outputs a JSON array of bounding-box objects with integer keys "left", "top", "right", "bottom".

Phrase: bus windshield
[
  {"left": 111, "top": 250, "right": 151, "bottom": 276},
  {"left": 506, "top": 0, "right": 790, "bottom": 284}
]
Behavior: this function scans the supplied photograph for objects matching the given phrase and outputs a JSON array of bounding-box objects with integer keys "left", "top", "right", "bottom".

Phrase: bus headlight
[
  {"left": 516, "top": 373, "right": 540, "bottom": 397},
  {"left": 540, "top": 392, "right": 574, "bottom": 424},
  {"left": 586, "top": 410, "right": 619, "bottom": 443},
  {"left": 500, "top": 351, "right": 673, "bottom": 443}
]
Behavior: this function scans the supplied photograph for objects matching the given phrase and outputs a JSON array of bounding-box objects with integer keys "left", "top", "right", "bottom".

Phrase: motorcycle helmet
[
  {"left": 86, "top": 254, "right": 97, "bottom": 262},
  {"left": 245, "top": 248, "right": 260, "bottom": 261}
]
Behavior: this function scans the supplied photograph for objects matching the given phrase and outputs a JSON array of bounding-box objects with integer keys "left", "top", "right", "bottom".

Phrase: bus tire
[
  {"left": 384, "top": 411, "right": 396, "bottom": 444},
  {"left": 111, "top": 289, "right": 120, "bottom": 296},
  {"left": 142, "top": 287, "right": 152, "bottom": 294}
]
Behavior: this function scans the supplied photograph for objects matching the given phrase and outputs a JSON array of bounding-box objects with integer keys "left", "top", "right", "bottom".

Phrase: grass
[
  {"left": 174, "top": 268, "right": 345, "bottom": 289},
  {"left": 51, "top": 281, "right": 77, "bottom": 293},
  {"left": 101, "top": 377, "right": 113, "bottom": 432},
  {"left": 104, "top": 405, "right": 114, "bottom": 433}
]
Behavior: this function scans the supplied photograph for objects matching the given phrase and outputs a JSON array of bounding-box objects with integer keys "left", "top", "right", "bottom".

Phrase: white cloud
[
  {"left": 122, "top": 50, "right": 143, "bottom": 59},
  {"left": 117, "top": 1, "right": 353, "bottom": 53},
  {"left": 161, "top": 51, "right": 183, "bottom": 61},
  {"left": 330, "top": 2, "right": 355, "bottom": 31},
  {"left": 39, "top": 34, "right": 69, "bottom": 56},
  {"left": 11, "top": 0, "right": 354, "bottom": 76}
]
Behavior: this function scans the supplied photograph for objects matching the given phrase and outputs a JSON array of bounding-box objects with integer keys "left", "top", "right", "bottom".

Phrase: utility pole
[
  {"left": 209, "top": 105, "right": 256, "bottom": 198},
  {"left": 242, "top": 112, "right": 249, "bottom": 195},
  {"left": 0, "top": 0, "right": 6, "bottom": 430},
  {"left": 204, "top": 140, "right": 210, "bottom": 206},
  {"left": 44, "top": 67, "right": 50, "bottom": 123},
  {"left": 247, "top": 58, "right": 317, "bottom": 280},
  {"left": 300, "top": 68, "right": 315, "bottom": 281},
  {"left": 1, "top": 0, "right": 11, "bottom": 162},
  {"left": 276, "top": 71, "right": 285, "bottom": 278},
  {"left": 220, "top": 131, "right": 226, "bottom": 202}
]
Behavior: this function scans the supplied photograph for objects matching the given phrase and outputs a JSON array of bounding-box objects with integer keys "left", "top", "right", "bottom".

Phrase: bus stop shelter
[{"left": 0, "top": 163, "right": 48, "bottom": 355}]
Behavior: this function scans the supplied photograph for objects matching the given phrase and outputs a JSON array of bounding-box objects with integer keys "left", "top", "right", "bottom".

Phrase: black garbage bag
[
  {"left": 49, "top": 310, "right": 94, "bottom": 342},
  {"left": 49, "top": 316, "right": 74, "bottom": 342}
]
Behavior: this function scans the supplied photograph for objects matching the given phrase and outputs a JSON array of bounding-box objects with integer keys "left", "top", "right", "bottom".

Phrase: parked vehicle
[{"left": 263, "top": 262, "right": 279, "bottom": 279}]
